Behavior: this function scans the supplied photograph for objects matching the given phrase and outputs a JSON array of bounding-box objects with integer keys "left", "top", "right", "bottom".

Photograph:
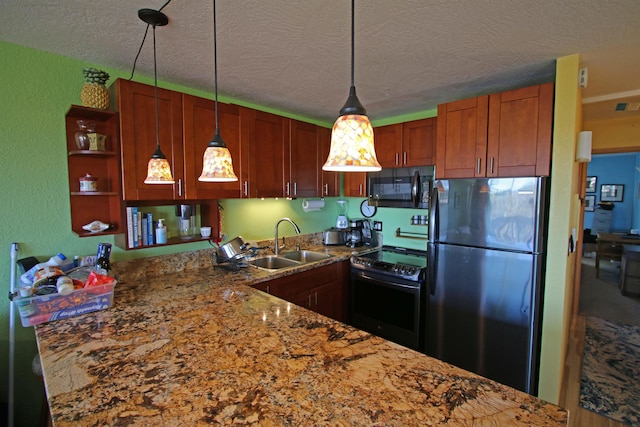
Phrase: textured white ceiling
[{"left": 1, "top": 0, "right": 640, "bottom": 123}]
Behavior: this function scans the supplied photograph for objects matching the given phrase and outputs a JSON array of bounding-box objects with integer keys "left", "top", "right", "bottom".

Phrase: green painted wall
[{"left": 0, "top": 39, "right": 576, "bottom": 425}]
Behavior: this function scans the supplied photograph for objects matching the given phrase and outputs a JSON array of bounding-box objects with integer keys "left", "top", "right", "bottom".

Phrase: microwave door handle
[{"left": 411, "top": 171, "right": 420, "bottom": 207}]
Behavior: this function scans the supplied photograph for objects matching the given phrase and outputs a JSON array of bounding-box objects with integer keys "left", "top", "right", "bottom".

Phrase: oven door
[{"left": 349, "top": 270, "right": 423, "bottom": 350}]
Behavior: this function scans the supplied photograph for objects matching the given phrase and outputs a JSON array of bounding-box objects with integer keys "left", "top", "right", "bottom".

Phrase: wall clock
[{"left": 360, "top": 199, "right": 377, "bottom": 218}]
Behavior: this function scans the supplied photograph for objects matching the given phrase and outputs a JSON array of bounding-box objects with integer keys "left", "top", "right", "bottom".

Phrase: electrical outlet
[{"left": 373, "top": 221, "right": 383, "bottom": 231}]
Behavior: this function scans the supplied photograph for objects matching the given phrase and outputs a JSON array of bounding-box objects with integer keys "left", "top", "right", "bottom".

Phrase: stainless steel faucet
[{"left": 274, "top": 217, "right": 301, "bottom": 255}]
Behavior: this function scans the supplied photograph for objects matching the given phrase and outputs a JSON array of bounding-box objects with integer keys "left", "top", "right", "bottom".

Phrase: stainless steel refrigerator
[{"left": 425, "top": 177, "right": 548, "bottom": 394}]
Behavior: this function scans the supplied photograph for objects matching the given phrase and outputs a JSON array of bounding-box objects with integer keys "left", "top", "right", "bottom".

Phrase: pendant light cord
[
  {"left": 152, "top": 24, "right": 161, "bottom": 150},
  {"left": 213, "top": 0, "right": 220, "bottom": 133},
  {"left": 350, "top": 0, "right": 355, "bottom": 89}
]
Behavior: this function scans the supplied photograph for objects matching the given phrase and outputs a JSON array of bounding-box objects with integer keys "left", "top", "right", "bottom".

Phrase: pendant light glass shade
[
  {"left": 323, "top": 0, "right": 381, "bottom": 172},
  {"left": 323, "top": 114, "right": 380, "bottom": 171},
  {"left": 199, "top": 132, "right": 238, "bottom": 182},
  {"left": 139, "top": 8, "right": 174, "bottom": 185},
  {"left": 198, "top": 0, "right": 238, "bottom": 182},
  {"left": 144, "top": 146, "right": 174, "bottom": 184}
]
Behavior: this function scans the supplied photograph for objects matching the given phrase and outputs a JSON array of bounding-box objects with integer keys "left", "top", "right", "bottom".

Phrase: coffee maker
[
  {"left": 345, "top": 220, "right": 363, "bottom": 248},
  {"left": 345, "top": 219, "right": 376, "bottom": 248}
]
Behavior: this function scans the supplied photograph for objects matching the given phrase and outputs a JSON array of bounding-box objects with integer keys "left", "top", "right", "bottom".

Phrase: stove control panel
[{"left": 351, "top": 255, "right": 424, "bottom": 282}]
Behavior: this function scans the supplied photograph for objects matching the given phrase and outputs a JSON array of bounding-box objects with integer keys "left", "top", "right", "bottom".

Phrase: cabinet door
[
  {"left": 115, "top": 79, "right": 184, "bottom": 201},
  {"left": 182, "top": 94, "right": 242, "bottom": 199},
  {"left": 403, "top": 118, "right": 436, "bottom": 167},
  {"left": 374, "top": 124, "right": 403, "bottom": 168},
  {"left": 245, "top": 109, "right": 287, "bottom": 198},
  {"left": 343, "top": 172, "right": 367, "bottom": 197},
  {"left": 318, "top": 127, "right": 339, "bottom": 197},
  {"left": 487, "top": 83, "right": 554, "bottom": 177},
  {"left": 435, "top": 96, "right": 489, "bottom": 179},
  {"left": 289, "top": 119, "right": 319, "bottom": 197}
]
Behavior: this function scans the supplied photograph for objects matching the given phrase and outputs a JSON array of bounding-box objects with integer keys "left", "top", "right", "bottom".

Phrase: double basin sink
[{"left": 248, "top": 250, "right": 332, "bottom": 272}]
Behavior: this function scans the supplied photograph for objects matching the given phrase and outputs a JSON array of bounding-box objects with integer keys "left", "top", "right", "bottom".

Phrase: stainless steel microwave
[{"left": 368, "top": 166, "right": 434, "bottom": 209}]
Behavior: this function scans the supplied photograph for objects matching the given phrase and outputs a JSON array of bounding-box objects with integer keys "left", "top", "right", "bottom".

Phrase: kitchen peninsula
[{"left": 34, "top": 242, "right": 567, "bottom": 426}]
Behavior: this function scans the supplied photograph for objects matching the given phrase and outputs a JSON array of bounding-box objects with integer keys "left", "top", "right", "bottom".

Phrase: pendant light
[
  {"left": 323, "top": 0, "right": 381, "bottom": 172},
  {"left": 199, "top": 0, "right": 238, "bottom": 182},
  {"left": 139, "top": 8, "right": 175, "bottom": 185}
]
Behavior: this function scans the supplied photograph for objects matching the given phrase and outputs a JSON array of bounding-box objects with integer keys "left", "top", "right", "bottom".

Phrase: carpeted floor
[
  {"left": 579, "top": 258, "right": 640, "bottom": 426},
  {"left": 579, "top": 258, "right": 640, "bottom": 326}
]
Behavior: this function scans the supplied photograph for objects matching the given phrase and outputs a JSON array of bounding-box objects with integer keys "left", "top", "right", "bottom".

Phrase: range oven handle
[
  {"left": 411, "top": 171, "right": 421, "bottom": 208},
  {"left": 353, "top": 272, "right": 421, "bottom": 290}
]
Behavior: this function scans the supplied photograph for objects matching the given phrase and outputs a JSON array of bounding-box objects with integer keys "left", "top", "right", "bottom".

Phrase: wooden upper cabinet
[
  {"left": 289, "top": 119, "right": 319, "bottom": 197},
  {"left": 436, "top": 96, "right": 489, "bottom": 179},
  {"left": 436, "top": 83, "right": 554, "bottom": 179},
  {"left": 374, "top": 124, "right": 403, "bottom": 168},
  {"left": 403, "top": 118, "right": 436, "bottom": 167},
  {"left": 114, "top": 79, "right": 184, "bottom": 201},
  {"left": 486, "top": 83, "right": 554, "bottom": 177},
  {"left": 182, "top": 94, "right": 242, "bottom": 199},
  {"left": 245, "top": 109, "right": 287, "bottom": 198},
  {"left": 318, "top": 127, "right": 339, "bottom": 197},
  {"left": 375, "top": 119, "right": 436, "bottom": 168},
  {"left": 344, "top": 172, "right": 367, "bottom": 197}
]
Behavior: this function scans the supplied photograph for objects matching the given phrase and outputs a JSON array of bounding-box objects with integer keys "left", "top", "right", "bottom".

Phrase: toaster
[{"left": 322, "top": 228, "right": 346, "bottom": 246}]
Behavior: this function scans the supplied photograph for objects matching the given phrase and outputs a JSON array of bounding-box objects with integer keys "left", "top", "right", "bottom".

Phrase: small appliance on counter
[
  {"left": 346, "top": 219, "right": 364, "bottom": 248},
  {"left": 322, "top": 228, "right": 346, "bottom": 246},
  {"left": 335, "top": 200, "right": 349, "bottom": 229}
]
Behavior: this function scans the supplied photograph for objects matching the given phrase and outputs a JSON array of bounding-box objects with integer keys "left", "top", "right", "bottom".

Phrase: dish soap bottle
[{"left": 156, "top": 219, "right": 167, "bottom": 244}]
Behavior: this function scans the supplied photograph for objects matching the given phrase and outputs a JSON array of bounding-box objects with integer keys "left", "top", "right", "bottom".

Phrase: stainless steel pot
[{"left": 217, "top": 236, "right": 248, "bottom": 262}]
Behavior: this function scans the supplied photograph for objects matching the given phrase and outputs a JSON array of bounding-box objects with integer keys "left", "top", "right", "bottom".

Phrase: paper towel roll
[{"left": 302, "top": 199, "right": 325, "bottom": 212}]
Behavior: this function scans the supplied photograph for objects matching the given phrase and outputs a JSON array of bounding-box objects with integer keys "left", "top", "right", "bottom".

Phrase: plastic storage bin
[{"left": 15, "top": 280, "right": 116, "bottom": 327}]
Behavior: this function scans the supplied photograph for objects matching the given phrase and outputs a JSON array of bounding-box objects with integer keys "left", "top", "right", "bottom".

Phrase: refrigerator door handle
[
  {"left": 428, "top": 243, "right": 438, "bottom": 295},
  {"left": 429, "top": 186, "right": 439, "bottom": 242}
]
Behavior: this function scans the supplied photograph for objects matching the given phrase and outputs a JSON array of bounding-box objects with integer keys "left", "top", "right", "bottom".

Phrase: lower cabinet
[{"left": 252, "top": 260, "right": 349, "bottom": 322}]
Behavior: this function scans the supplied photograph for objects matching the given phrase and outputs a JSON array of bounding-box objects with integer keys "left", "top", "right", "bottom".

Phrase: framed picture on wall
[
  {"left": 601, "top": 184, "right": 624, "bottom": 202},
  {"left": 586, "top": 176, "right": 597, "bottom": 193},
  {"left": 584, "top": 195, "right": 595, "bottom": 211}
]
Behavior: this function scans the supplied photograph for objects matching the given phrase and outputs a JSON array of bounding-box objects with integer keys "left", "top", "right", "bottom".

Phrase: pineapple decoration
[{"left": 80, "top": 68, "right": 110, "bottom": 110}]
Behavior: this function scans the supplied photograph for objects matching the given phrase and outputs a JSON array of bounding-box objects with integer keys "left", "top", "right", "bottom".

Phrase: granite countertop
[{"left": 34, "top": 240, "right": 567, "bottom": 426}]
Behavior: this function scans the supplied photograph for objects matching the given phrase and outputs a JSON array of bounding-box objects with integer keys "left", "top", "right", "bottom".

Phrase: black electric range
[{"left": 351, "top": 245, "right": 427, "bottom": 283}]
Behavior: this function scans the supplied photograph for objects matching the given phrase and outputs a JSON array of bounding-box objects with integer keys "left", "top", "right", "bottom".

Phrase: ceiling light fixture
[
  {"left": 323, "top": 0, "right": 381, "bottom": 173},
  {"left": 139, "top": 8, "right": 175, "bottom": 185},
  {"left": 199, "top": 0, "right": 238, "bottom": 182}
]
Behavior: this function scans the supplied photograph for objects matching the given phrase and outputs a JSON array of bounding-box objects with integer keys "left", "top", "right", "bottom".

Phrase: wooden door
[
  {"left": 487, "top": 83, "right": 554, "bottom": 177},
  {"left": 318, "top": 127, "right": 339, "bottom": 197},
  {"left": 289, "top": 119, "right": 319, "bottom": 197},
  {"left": 245, "top": 109, "right": 287, "bottom": 198},
  {"left": 374, "top": 123, "right": 403, "bottom": 168},
  {"left": 435, "top": 96, "right": 489, "bottom": 179},
  {"left": 403, "top": 118, "right": 436, "bottom": 167},
  {"left": 182, "top": 94, "right": 242, "bottom": 199},
  {"left": 115, "top": 79, "right": 184, "bottom": 201}
]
